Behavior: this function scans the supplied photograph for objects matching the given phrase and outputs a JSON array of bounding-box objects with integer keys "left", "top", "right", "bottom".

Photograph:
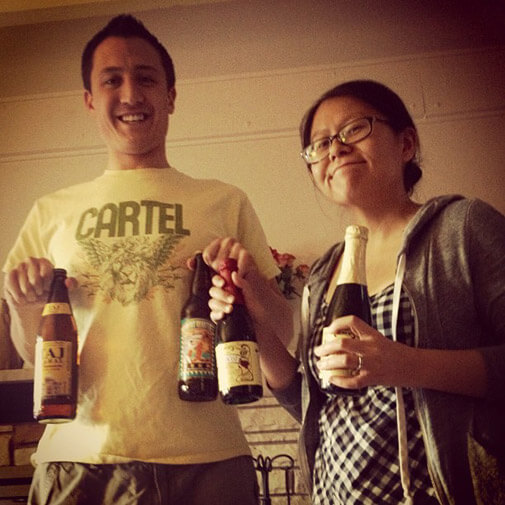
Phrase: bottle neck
[
  {"left": 336, "top": 235, "right": 367, "bottom": 286},
  {"left": 47, "top": 275, "right": 70, "bottom": 304},
  {"left": 218, "top": 259, "right": 245, "bottom": 305},
  {"left": 192, "top": 255, "right": 211, "bottom": 299}
]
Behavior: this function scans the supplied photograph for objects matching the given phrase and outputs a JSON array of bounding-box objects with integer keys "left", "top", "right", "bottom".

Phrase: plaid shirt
[{"left": 309, "top": 284, "right": 437, "bottom": 504}]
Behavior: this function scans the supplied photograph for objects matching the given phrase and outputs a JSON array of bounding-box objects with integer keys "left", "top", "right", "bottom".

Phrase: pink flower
[
  {"left": 270, "top": 247, "right": 309, "bottom": 298},
  {"left": 295, "top": 264, "right": 310, "bottom": 279},
  {"left": 277, "top": 253, "right": 296, "bottom": 268}
]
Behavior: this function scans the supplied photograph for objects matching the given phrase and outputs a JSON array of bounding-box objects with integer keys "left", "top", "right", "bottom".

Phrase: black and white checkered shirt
[{"left": 308, "top": 284, "right": 437, "bottom": 504}]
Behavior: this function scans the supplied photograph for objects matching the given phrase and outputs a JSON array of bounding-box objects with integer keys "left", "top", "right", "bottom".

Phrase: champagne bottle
[
  {"left": 320, "top": 225, "right": 371, "bottom": 396},
  {"left": 215, "top": 258, "right": 263, "bottom": 404},
  {"left": 33, "top": 268, "right": 78, "bottom": 423},
  {"left": 178, "top": 253, "right": 218, "bottom": 401}
]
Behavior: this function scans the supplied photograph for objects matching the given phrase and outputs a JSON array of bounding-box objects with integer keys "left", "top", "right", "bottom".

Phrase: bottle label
[
  {"left": 319, "top": 327, "right": 356, "bottom": 386},
  {"left": 34, "top": 338, "right": 73, "bottom": 405},
  {"left": 42, "top": 303, "right": 72, "bottom": 316},
  {"left": 179, "top": 318, "right": 216, "bottom": 379},
  {"left": 216, "top": 341, "right": 262, "bottom": 390}
]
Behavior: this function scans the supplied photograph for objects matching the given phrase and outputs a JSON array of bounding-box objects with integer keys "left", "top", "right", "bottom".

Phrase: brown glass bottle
[
  {"left": 178, "top": 253, "right": 218, "bottom": 401},
  {"left": 320, "top": 225, "right": 371, "bottom": 396},
  {"left": 215, "top": 258, "right": 263, "bottom": 404},
  {"left": 33, "top": 268, "right": 78, "bottom": 423}
]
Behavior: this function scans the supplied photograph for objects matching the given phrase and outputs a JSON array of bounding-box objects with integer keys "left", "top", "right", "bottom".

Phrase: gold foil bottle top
[
  {"left": 345, "top": 224, "right": 368, "bottom": 240},
  {"left": 337, "top": 225, "right": 369, "bottom": 285}
]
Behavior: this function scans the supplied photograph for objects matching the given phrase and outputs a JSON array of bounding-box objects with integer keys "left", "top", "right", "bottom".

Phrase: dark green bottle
[
  {"left": 178, "top": 253, "right": 218, "bottom": 401},
  {"left": 320, "top": 225, "right": 371, "bottom": 396},
  {"left": 215, "top": 258, "right": 263, "bottom": 405}
]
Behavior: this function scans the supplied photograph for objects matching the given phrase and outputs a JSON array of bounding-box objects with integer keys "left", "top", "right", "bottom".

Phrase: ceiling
[{"left": 0, "top": 0, "right": 226, "bottom": 27}]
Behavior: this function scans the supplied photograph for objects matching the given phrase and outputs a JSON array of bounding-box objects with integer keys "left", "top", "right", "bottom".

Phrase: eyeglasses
[{"left": 301, "top": 116, "right": 389, "bottom": 164}]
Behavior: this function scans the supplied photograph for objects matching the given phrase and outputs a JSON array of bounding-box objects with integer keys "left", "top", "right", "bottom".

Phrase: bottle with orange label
[
  {"left": 33, "top": 268, "right": 78, "bottom": 423},
  {"left": 215, "top": 258, "right": 263, "bottom": 404},
  {"left": 178, "top": 253, "right": 218, "bottom": 401}
]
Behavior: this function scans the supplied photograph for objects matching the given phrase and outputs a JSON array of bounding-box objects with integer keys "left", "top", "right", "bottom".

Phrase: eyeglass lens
[{"left": 303, "top": 117, "right": 374, "bottom": 164}]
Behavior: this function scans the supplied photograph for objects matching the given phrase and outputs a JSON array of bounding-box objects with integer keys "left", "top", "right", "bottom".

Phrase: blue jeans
[{"left": 28, "top": 456, "right": 259, "bottom": 505}]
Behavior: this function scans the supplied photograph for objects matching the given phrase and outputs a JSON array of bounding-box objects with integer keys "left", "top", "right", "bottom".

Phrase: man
[{"left": 3, "top": 14, "right": 281, "bottom": 505}]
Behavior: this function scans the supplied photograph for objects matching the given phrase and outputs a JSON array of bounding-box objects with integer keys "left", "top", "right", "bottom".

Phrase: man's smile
[{"left": 118, "top": 113, "right": 148, "bottom": 123}]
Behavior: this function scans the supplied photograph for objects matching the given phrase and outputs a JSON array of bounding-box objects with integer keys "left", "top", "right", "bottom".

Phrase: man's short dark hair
[{"left": 81, "top": 14, "right": 175, "bottom": 92}]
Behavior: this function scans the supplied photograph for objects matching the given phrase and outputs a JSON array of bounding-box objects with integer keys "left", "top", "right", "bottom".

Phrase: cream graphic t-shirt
[{"left": 4, "top": 167, "right": 279, "bottom": 465}]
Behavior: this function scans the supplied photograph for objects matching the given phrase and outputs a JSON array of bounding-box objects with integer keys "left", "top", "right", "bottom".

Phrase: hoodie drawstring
[{"left": 393, "top": 252, "right": 414, "bottom": 504}]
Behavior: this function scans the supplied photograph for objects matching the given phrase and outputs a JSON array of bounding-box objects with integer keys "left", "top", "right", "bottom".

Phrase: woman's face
[{"left": 308, "top": 96, "right": 416, "bottom": 209}]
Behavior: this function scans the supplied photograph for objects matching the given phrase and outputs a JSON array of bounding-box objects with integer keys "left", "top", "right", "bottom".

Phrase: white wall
[{"left": 1, "top": 0, "right": 505, "bottom": 273}]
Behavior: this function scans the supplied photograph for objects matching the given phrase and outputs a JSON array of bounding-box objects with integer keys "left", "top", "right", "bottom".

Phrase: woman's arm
[{"left": 316, "top": 315, "right": 487, "bottom": 397}]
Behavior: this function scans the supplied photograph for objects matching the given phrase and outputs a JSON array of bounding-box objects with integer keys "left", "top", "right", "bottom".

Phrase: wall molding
[
  {"left": 1, "top": 45, "right": 504, "bottom": 164},
  {"left": 1, "top": 44, "right": 503, "bottom": 104}
]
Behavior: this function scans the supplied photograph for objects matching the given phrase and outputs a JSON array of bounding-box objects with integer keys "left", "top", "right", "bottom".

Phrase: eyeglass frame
[{"left": 300, "top": 116, "right": 389, "bottom": 165}]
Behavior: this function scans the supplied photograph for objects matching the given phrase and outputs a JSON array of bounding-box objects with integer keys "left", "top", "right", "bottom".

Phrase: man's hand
[
  {"left": 4, "top": 257, "right": 55, "bottom": 307},
  {"left": 202, "top": 237, "right": 257, "bottom": 277},
  {"left": 200, "top": 237, "right": 260, "bottom": 322}
]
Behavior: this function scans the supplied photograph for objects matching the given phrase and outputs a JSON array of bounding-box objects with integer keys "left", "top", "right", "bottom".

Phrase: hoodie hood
[
  {"left": 307, "top": 194, "right": 465, "bottom": 329},
  {"left": 400, "top": 194, "right": 465, "bottom": 258}
]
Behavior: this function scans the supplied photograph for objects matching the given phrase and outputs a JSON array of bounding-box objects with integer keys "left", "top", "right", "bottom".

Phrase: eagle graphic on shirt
[{"left": 76, "top": 234, "right": 185, "bottom": 306}]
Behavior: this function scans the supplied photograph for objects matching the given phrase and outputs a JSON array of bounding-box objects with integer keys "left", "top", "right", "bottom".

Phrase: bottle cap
[
  {"left": 217, "top": 258, "right": 244, "bottom": 304},
  {"left": 218, "top": 258, "right": 238, "bottom": 273},
  {"left": 345, "top": 225, "right": 368, "bottom": 240}
]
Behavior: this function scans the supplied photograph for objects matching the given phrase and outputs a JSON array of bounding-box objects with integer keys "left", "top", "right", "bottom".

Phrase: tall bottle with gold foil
[
  {"left": 34, "top": 268, "right": 78, "bottom": 423},
  {"left": 178, "top": 253, "right": 218, "bottom": 401},
  {"left": 319, "top": 225, "right": 371, "bottom": 396},
  {"left": 215, "top": 258, "right": 263, "bottom": 404}
]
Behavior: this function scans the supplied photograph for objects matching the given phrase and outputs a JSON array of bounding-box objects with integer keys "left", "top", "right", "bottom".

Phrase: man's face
[{"left": 84, "top": 36, "right": 175, "bottom": 168}]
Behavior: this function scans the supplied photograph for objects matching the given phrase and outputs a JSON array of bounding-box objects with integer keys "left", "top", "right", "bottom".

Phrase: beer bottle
[
  {"left": 320, "top": 225, "right": 371, "bottom": 396},
  {"left": 34, "top": 268, "right": 78, "bottom": 423},
  {"left": 178, "top": 253, "right": 218, "bottom": 401},
  {"left": 215, "top": 258, "right": 263, "bottom": 404}
]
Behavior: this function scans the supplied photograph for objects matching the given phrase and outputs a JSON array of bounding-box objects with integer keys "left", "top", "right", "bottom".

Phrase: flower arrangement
[{"left": 270, "top": 247, "right": 310, "bottom": 299}]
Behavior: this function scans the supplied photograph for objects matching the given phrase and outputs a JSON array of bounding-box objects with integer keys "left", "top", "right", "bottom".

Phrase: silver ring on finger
[{"left": 352, "top": 354, "right": 363, "bottom": 376}]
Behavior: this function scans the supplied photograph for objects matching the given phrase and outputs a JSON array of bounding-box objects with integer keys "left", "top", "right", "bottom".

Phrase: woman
[{"left": 203, "top": 80, "right": 505, "bottom": 505}]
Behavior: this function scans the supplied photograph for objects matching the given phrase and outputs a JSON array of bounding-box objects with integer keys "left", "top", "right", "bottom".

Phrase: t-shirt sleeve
[
  {"left": 3, "top": 200, "right": 48, "bottom": 273},
  {"left": 235, "top": 191, "right": 279, "bottom": 281}
]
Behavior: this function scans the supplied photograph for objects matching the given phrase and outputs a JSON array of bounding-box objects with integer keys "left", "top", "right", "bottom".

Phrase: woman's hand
[
  {"left": 315, "top": 315, "right": 414, "bottom": 390},
  {"left": 316, "top": 314, "right": 488, "bottom": 397}
]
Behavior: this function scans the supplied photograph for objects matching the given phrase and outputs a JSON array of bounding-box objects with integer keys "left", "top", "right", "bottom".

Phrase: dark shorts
[{"left": 28, "top": 456, "right": 259, "bottom": 505}]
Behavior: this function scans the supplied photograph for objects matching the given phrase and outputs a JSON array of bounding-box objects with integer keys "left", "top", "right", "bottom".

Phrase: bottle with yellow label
[
  {"left": 33, "top": 268, "right": 78, "bottom": 423},
  {"left": 215, "top": 258, "right": 263, "bottom": 404}
]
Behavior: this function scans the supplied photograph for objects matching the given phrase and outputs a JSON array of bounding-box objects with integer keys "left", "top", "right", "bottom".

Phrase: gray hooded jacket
[{"left": 272, "top": 195, "right": 505, "bottom": 505}]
